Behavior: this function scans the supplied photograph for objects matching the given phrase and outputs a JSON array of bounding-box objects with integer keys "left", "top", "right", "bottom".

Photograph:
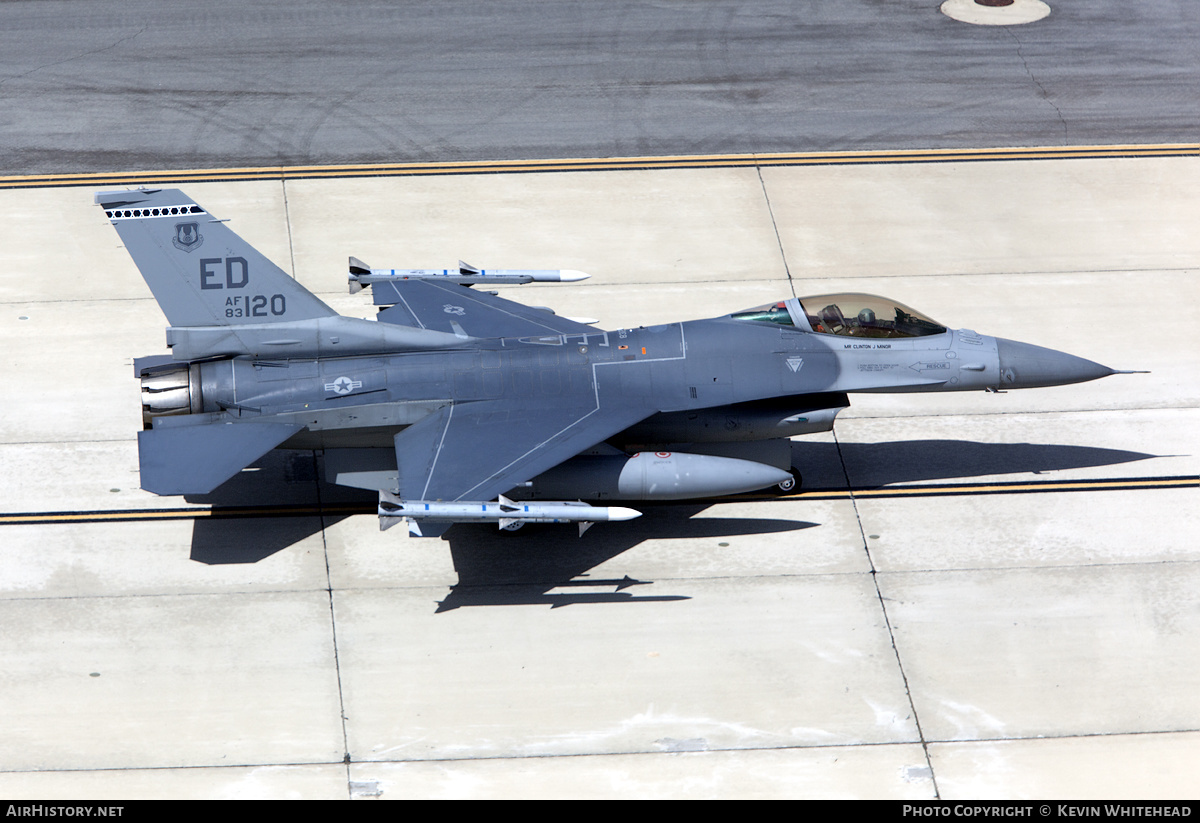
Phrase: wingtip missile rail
[{"left": 349, "top": 257, "right": 590, "bottom": 292}]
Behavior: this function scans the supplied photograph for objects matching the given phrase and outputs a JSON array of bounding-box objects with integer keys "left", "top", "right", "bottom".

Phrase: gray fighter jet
[{"left": 99, "top": 188, "right": 1134, "bottom": 537}]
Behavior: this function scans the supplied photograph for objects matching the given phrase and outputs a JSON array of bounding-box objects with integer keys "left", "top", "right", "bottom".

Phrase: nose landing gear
[{"left": 775, "top": 468, "right": 803, "bottom": 494}]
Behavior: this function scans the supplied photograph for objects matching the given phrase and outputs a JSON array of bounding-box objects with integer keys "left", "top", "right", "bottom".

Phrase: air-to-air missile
[
  {"left": 378, "top": 492, "right": 640, "bottom": 536},
  {"left": 348, "top": 257, "right": 590, "bottom": 290}
]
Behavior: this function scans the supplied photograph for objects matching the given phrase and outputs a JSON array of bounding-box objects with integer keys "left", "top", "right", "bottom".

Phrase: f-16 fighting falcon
[{"left": 98, "top": 188, "right": 1137, "bottom": 537}]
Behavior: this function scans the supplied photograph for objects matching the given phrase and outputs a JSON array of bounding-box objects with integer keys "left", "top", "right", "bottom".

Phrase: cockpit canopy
[
  {"left": 801, "top": 294, "right": 946, "bottom": 338},
  {"left": 731, "top": 294, "right": 947, "bottom": 338}
]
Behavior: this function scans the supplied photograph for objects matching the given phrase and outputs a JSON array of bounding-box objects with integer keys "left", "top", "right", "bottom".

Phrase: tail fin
[{"left": 96, "top": 188, "right": 335, "bottom": 327}]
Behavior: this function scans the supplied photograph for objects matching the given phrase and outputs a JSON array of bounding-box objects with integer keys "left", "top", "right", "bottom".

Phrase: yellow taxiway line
[
  {"left": 1, "top": 476, "right": 1195, "bottom": 526},
  {"left": 775, "top": 475, "right": 1200, "bottom": 502},
  {"left": 1, "top": 144, "right": 1197, "bottom": 190}
]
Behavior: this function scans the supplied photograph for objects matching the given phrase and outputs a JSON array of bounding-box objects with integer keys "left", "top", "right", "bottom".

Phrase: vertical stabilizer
[{"left": 96, "top": 188, "right": 335, "bottom": 328}]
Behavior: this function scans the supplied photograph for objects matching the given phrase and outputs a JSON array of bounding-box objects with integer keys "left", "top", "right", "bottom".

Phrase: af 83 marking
[{"left": 224, "top": 293, "right": 287, "bottom": 318}]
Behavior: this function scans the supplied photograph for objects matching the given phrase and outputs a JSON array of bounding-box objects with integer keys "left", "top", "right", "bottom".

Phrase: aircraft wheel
[
  {"left": 775, "top": 469, "right": 802, "bottom": 494},
  {"left": 500, "top": 520, "right": 525, "bottom": 532}
]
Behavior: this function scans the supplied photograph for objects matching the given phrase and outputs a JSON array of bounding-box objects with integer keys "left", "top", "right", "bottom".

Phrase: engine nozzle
[{"left": 139, "top": 363, "right": 201, "bottom": 428}]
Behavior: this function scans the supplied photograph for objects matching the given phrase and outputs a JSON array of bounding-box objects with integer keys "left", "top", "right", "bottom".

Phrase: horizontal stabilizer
[{"left": 138, "top": 421, "right": 302, "bottom": 495}]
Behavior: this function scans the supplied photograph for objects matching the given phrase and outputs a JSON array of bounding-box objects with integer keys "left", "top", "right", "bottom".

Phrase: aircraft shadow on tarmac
[
  {"left": 182, "top": 439, "right": 1159, "bottom": 603},
  {"left": 433, "top": 505, "right": 814, "bottom": 611},
  {"left": 800, "top": 439, "right": 1161, "bottom": 488},
  {"left": 186, "top": 450, "right": 328, "bottom": 565}
]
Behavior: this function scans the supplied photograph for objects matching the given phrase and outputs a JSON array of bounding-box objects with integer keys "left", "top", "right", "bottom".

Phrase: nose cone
[{"left": 995, "top": 337, "right": 1117, "bottom": 389}]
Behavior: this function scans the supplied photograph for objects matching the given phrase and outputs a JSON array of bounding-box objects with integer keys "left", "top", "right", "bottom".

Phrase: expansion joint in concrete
[
  {"left": 832, "top": 427, "right": 941, "bottom": 799},
  {"left": 308, "top": 449, "right": 353, "bottom": 795},
  {"left": 755, "top": 165, "right": 795, "bottom": 297},
  {"left": 282, "top": 179, "right": 299, "bottom": 279}
]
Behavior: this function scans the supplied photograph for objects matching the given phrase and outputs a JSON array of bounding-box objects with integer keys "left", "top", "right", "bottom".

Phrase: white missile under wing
[{"left": 384, "top": 334, "right": 663, "bottom": 536}]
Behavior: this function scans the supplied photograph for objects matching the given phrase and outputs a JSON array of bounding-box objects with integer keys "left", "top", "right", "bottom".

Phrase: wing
[
  {"left": 373, "top": 279, "right": 601, "bottom": 338},
  {"left": 394, "top": 397, "right": 654, "bottom": 503}
]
